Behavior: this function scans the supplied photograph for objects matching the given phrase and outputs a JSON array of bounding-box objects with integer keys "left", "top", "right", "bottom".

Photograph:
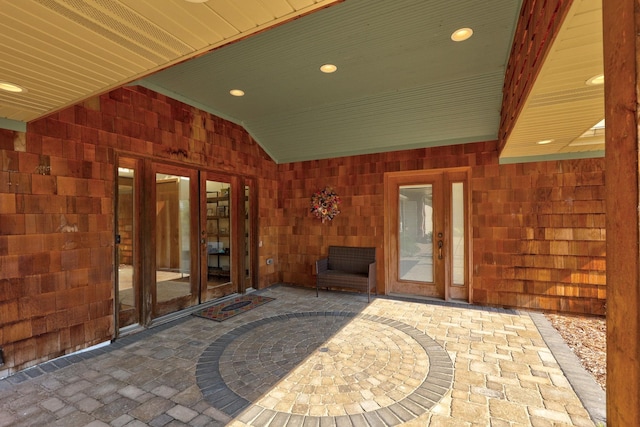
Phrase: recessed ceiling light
[
  {"left": 0, "top": 81, "right": 26, "bottom": 93},
  {"left": 586, "top": 74, "right": 604, "bottom": 86},
  {"left": 451, "top": 27, "right": 473, "bottom": 42},
  {"left": 320, "top": 64, "right": 337, "bottom": 74},
  {"left": 184, "top": 0, "right": 209, "bottom": 3},
  {"left": 536, "top": 139, "right": 554, "bottom": 145},
  {"left": 229, "top": 89, "right": 245, "bottom": 97}
]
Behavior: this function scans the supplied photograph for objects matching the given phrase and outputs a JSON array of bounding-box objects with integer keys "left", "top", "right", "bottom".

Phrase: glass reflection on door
[
  {"left": 451, "top": 182, "right": 465, "bottom": 285},
  {"left": 202, "top": 178, "right": 234, "bottom": 302},
  {"left": 116, "top": 160, "right": 139, "bottom": 329},
  {"left": 399, "top": 185, "right": 434, "bottom": 282},
  {"left": 154, "top": 170, "right": 193, "bottom": 315}
]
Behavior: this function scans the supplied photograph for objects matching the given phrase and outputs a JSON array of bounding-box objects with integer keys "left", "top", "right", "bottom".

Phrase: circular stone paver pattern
[{"left": 196, "top": 312, "right": 453, "bottom": 426}]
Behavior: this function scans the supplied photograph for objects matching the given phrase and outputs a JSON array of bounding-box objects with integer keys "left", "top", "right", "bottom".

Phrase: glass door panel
[
  {"left": 116, "top": 158, "right": 140, "bottom": 330},
  {"left": 451, "top": 182, "right": 465, "bottom": 286},
  {"left": 153, "top": 165, "right": 197, "bottom": 317},
  {"left": 386, "top": 169, "right": 469, "bottom": 301},
  {"left": 202, "top": 177, "right": 235, "bottom": 302},
  {"left": 447, "top": 174, "right": 469, "bottom": 301},
  {"left": 399, "top": 185, "right": 434, "bottom": 282},
  {"left": 386, "top": 172, "right": 444, "bottom": 298}
]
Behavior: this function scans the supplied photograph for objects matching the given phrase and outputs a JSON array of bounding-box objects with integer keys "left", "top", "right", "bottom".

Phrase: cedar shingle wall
[
  {"left": 276, "top": 142, "right": 495, "bottom": 286},
  {"left": 277, "top": 144, "right": 605, "bottom": 315},
  {"left": 472, "top": 159, "right": 606, "bottom": 314},
  {"left": 0, "top": 87, "right": 279, "bottom": 375},
  {"left": 0, "top": 85, "right": 606, "bottom": 375}
]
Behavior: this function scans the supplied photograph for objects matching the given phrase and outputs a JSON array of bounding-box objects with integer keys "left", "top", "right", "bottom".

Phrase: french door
[
  {"left": 115, "top": 158, "right": 141, "bottom": 330},
  {"left": 152, "top": 163, "right": 199, "bottom": 318},
  {"left": 384, "top": 168, "right": 470, "bottom": 301},
  {"left": 115, "top": 156, "right": 254, "bottom": 332},
  {"left": 200, "top": 173, "right": 240, "bottom": 303}
]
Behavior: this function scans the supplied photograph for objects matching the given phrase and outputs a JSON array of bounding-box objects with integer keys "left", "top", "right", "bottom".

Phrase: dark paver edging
[
  {"left": 195, "top": 311, "right": 454, "bottom": 426},
  {"left": 1, "top": 314, "right": 192, "bottom": 386},
  {"left": 528, "top": 311, "right": 606, "bottom": 425}
]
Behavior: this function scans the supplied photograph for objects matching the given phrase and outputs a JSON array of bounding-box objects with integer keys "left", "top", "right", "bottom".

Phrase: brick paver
[{"left": 0, "top": 285, "right": 604, "bottom": 426}]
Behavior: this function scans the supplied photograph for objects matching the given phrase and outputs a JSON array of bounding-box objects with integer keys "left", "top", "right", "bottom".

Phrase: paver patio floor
[{"left": 0, "top": 285, "right": 605, "bottom": 426}]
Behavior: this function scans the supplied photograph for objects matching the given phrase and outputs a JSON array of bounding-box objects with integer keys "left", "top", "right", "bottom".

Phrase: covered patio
[{"left": 0, "top": 286, "right": 604, "bottom": 426}]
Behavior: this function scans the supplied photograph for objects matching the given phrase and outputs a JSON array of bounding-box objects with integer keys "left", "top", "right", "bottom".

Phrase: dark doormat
[{"left": 192, "top": 294, "right": 275, "bottom": 322}]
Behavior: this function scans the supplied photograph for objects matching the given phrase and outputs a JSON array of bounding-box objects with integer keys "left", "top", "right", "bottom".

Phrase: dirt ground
[{"left": 545, "top": 313, "right": 606, "bottom": 390}]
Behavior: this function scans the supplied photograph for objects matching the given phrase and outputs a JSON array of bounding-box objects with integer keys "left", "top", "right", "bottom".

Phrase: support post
[{"left": 603, "top": 0, "right": 640, "bottom": 424}]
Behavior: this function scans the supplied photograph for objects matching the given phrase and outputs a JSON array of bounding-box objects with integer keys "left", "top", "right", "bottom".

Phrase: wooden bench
[{"left": 315, "top": 246, "right": 377, "bottom": 302}]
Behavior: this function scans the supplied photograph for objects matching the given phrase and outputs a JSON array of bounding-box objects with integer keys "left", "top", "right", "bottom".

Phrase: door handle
[{"left": 438, "top": 240, "right": 443, "bottom": 259}]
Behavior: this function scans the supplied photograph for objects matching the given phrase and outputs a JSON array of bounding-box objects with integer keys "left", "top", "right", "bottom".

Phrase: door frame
[
  {"left": 383, "top": 167, "right": 471, "bottom": 301},
  {"left": 243, "top": 177, "right": 259, "bottom": 292},
  {"left": 150, "top": 162, "right": 200, "bottom": 318},
  {"left": 114, "top": 155, "right": 143, "bottom": 335},
  {"left": 199, "top": 172, "right": 244, "bottom": 302},
  {"left": 114, "top": 151, "right": 260, "bottom": 330}
]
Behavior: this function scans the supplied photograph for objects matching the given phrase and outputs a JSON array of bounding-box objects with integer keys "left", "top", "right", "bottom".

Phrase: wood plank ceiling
[
  {"left": 0, "top": 0, "right": 604, "bottom": 163},
  {"left": 0, "top": 0, "right": 339, "bottom": 121},
  {"left": 139, "top": 0, "right": 522, "bottom": 163},
  {"left": 500, "top": 0, "right": 604, "bottom": 161}
]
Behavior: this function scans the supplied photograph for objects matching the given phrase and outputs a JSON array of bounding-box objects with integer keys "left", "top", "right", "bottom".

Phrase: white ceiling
[
  {"left": 0, "top": 0, "right": 604, "bottom": 164},
  {"left": 500, "top": 0, "right": 604, "bottom": 161}
]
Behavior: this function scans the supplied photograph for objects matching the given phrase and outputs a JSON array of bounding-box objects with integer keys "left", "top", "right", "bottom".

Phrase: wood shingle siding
[{"left": 0, "top": 86, "right": 606, "bottom": 376}]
